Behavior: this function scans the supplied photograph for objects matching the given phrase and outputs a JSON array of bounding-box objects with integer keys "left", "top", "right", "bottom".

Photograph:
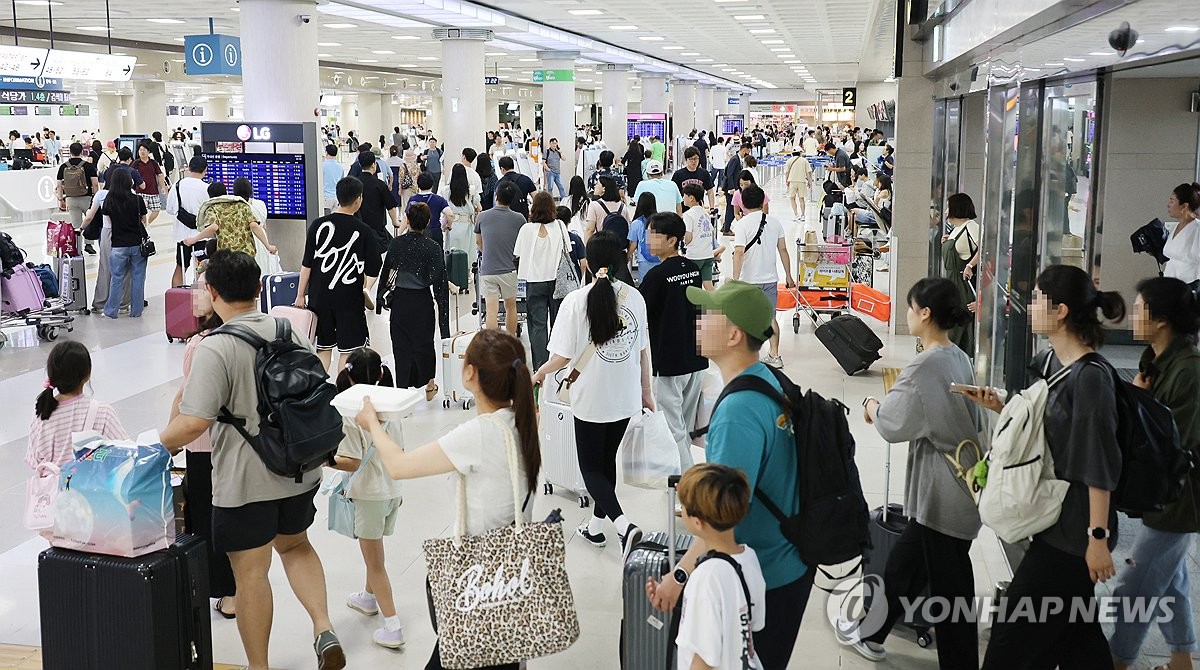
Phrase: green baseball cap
[{"left": 686, "top": 281, "right": 775, "bottom": 341}]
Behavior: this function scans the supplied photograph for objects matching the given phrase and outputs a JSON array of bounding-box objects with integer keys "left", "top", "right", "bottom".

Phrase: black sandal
[{"left": 214, "top": 597, "right": 236, "bottom": 619}]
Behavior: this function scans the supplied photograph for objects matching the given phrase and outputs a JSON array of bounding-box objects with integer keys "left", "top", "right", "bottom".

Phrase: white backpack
[{"left": 977, "top": 365, "right": 1072, "bottom": 543}]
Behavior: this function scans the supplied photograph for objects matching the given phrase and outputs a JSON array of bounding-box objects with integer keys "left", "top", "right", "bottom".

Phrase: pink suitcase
[
  {"left": 269, "top": 305, "right": 318, "bottom": 342},
  {"left": 165, "top": 286, "right": 200, "bottom": 343},
  {"left": 1, "top": 264, "right": 47, "bottom": 313}
]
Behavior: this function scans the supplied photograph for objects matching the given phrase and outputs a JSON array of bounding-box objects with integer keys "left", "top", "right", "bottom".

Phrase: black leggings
[
  {"left": 183, "top": 449, "right": 236, "bottom": 598},
  {"left": 573, "top": 417, "right": 631, "bottom": 521}
]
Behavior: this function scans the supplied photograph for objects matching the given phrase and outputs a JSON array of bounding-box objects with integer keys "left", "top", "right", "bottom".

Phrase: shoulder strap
[
  {"left": 599, "top": 201, "right": 612, "bottom": 216},
  {"left": 211, "top": 321, "right": 271, "bottom": 350},
  {"left": 700, "top": 551, "right": 754, "bottom": 620},
  {"left": 745, "top": 212, "right": 769, "bottom": 251},
  {"left": 691, "top": 372, "right": 790, "bottom": 440},
  {"left": 83, "top": 399, "right": 100, "bottom": 433}
]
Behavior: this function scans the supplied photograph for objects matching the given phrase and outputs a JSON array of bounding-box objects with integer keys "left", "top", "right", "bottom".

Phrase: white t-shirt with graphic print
[{"left": 676, "top": 546, "right": 767, "bottom": 670}]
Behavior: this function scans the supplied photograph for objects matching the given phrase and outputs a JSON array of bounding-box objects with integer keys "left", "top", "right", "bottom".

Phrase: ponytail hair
[
  {"left": 335, "top": 348, "right": 394, "bottom": 393},
  {"left": 906, "top": 277, "right": 971, "bottom": 331},
  {"left": 1172, "top": 182, "right": 1200, "bottom": 214},
  {"left": 1036, "top": 264, "right": 1126, "bottom": 348},
  {"left": 1136, "top": 276, "right": 1200, "bottom": 344},
  {"left": 463, "top": 329, "right": 541, "bottom": 493},
  {"left": 584, "top": 230, "right": 626, "bottom": 345},
  {"left": 35, "top": 341, "right": 92, "bottom": 421}
]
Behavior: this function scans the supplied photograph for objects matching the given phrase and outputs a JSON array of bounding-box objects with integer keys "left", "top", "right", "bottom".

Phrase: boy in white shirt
[
  {"left": 671, "top": 463, "right": 767, "bottom": 670},
  {"left": 731, "top": 184, "right": 793, "bottom": 369},
  {"left": 681, "top": 184, "right": 724, "bottom": 290}
]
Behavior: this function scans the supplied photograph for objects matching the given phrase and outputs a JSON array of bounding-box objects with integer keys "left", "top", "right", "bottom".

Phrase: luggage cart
[
  {"left": 789, "top": 240, "right": 853, "bottom": 333},
  {"left": 470, "top": 266, "right": 526, "bottom": 336},
  {"left": 1, "top": 300, "right": 75, "bottom": 341}
]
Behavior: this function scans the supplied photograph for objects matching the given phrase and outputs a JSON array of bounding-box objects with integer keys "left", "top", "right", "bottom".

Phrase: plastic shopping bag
[
  {"left": 51, "top": 433, "right": 174, "bottom": 557},
  {"left": 620, "top": 409, "right": 681, "bottom": 490},
  {"left": 24, "top": 462, "right": 60, "bottom": 530}
]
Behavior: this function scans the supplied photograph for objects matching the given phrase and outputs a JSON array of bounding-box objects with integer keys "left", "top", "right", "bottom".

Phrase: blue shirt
[
  {"left": 633, "top": 178, "right": 683, "bottom": 215},
  {"left": 322, "top": 159, "right": 343, "bottom": 199},
  {"left": 706, "top": 362, "right": 806, "bottom": 589},
  {"left": 627, "top": 215, "right": 660, "bottom": 267}
]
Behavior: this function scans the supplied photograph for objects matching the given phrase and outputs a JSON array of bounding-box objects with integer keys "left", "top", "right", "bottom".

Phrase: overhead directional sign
[
  {"left": 484, "top": 76, "right": 499, "bottom": 85},
  {"left": 0, "top": 90, "right": 69, "bottom": 104},
  {"left": 0, "top": 75, "right": 63, "bottom": 91},
  {"left": 0, "top": 45, "right": 51, "bottom": 78},
  {"left": 184, "top": 34, "right": 242, "bottom": 76},
  {"left": 41, "top": 50, "right": 136, "bottom": 81},
  {"left": 728, "top": 96, "right": 740, "bottom": 105},
  {"left": 532, "top": 69, "right": 574, "bottom": 83}
]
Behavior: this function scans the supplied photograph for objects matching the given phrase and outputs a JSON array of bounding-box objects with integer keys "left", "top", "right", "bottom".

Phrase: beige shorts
[
  {"left": 787, "top": 182, "right": 808, "bottom": 198},
  {"left": 353, "top": 498, "right": 402, "bottom": 540},
  {"left": 480, "top": 271, "right": 518, "bottom": 300}
]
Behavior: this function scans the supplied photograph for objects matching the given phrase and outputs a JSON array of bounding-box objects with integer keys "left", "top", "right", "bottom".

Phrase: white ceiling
[{"left": 0, "top": 0, "right": 898, "bottom": 98}]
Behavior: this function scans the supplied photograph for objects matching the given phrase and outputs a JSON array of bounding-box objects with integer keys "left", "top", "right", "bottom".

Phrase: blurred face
[
  {"left": 1029, "top": 288, "right": 1063, "bottom": 335},
  {"left": 686, "top": 154, "right": 699, "bottom": 170},
  {"left": 697, "top": 311, "right": 734, "bottom": 358},
  {"left": 647, "top": 228, "right": 674, "bottom": 257},
  {"left": 1131, "top": 294, "right": 1166, "bottom": 343},
  {"left": 191, "top": 273, "right": 212, "bottom": 319}
]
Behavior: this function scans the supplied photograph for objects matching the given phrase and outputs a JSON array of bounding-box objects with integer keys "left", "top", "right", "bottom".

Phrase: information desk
[{"left": 0, "top": 166, "right": 62, "bottom": 221}]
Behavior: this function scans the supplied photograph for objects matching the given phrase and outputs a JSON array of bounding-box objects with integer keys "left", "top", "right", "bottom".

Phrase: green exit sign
[{"left": 532, "top": 69, "right": 574, "bottom": 83}]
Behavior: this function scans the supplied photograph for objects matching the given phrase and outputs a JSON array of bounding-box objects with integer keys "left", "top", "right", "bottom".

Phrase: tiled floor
[{"left": 0, "top": 177, "right": 1192, "bottom": 669}]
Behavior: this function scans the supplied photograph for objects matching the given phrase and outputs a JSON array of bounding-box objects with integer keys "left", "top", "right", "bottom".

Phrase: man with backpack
[
  {"left": 160, "top": 249, "right": 347, "bottom": 670},
  {"left": 497, "top": 155, "right": 536, "bottom": 220},
  {"left": 646, "top": 280, "right": 816, "bottom": 670},
  {"left": 56, "top": 142, "right": 100, "bottom": 254}
]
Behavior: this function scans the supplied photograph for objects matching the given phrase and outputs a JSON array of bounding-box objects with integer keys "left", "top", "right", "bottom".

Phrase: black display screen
[{"left": 203, "top": 153, "right": 307, "bottom": 219}]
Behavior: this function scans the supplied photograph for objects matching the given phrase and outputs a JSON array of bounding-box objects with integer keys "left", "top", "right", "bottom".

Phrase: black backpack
[
  {"left": 693, "top": 366, "right": 870, "bottom": 568},
  {"left": 1083, "top": 354, "right": 1193, "bottom": 516},
  {"left": 0, "top": 231, "right": 26, "bottom": 273},
  {"left": 214, "top": 319, "right": 344, "bottom": 482}
]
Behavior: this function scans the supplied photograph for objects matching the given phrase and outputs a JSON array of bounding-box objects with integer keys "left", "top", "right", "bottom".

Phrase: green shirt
[
  {"left": 650, "top": 140, "right": 666, "bottom": 165},
  {"left": 1141, "top": 338, "right": 1200, "bottom": 533}
]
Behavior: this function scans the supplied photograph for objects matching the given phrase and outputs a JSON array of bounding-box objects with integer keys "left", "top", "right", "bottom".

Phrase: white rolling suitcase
[
  {"left": 441, "top": 331, "right": 476, "bottom": 410},
  {"left": 539, "top": 379, "right": 591, "bottom": 508}
]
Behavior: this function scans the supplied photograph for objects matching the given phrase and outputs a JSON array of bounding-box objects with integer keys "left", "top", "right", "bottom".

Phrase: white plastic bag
[{"left": 620, "top": 410, "right": 681, "bottom": 490}]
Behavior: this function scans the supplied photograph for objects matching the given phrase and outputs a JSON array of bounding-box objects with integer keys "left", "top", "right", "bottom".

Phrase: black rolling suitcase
[
  {"left": 38, "top": 534, "right": 213, "bottom": 669},
  {"left": 815, "top": 313, "right": 882, "bottom": 375}
]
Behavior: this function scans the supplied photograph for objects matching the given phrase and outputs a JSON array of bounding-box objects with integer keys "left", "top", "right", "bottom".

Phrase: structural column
[
  {"left": 641, "top": 73, "right": 668, "bottom": 114},
  {"left": 538, "top": 50, "right": 578, "bottom": 179},
  {"left": 437, "top": 28, "right": 490, "bottom": 174},
  {"left": 98, "top": 94, "right": 123, "bottom": 140},
  {"left": 339, "top": 98, "right": 356, "bottom": 134},
  {"left": 486, "top": 99, "right": 502, "bottom": 129},
  {"left": 694, "top": 84, "right": 715, "bottom": 135},
  {"left": 239, "top": 0, "right": 320, "bottom": 267},
  {"left": 357, "top": 94, "right": 383, "bottom": 144},
  {"left": 737, "top": 94, "right": 750, "bottom": 123},
  {"left": 131, "top": 80, "right": 167, "bottom": 136},
  {"left": 601, "top": 64, "right": 630, "bottom": 152},
  {"left": 671, "top": 80, "right": 696, "bottom": 138},
  {"left": 208, "top": 96, "right": 231, "bottom": 122},
  {"left": 518, "top": 100, "right": 534, "bottom": 132},
  {"left": 429, "top": 96, "right": 443, "bottom": 139}
]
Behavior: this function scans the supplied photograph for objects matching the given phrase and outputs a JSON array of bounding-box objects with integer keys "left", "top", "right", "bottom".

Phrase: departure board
[
  {"left": 203, "top": 153, "right": 307, "bottom": 219},
  {"left": 717, "top": 114, "right": 744, "bottom": 136},
  {"left": 627, "top": 113, "right": 667, "bottom": 142}
]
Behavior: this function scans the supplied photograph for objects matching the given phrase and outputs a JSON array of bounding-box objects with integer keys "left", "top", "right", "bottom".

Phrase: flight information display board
[
  {"left": 627, "top": 113, "right": 667, "bottom": 142},
  {"left": 717, "top": 114, "right": 745, "bottom": 137},
  {"left": 203, "top": 152, "right": 308, "bottom": 219}
]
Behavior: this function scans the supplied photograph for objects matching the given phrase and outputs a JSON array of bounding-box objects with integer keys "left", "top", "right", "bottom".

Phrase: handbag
[
  {"left": 400, "top": 162, "right": 414, "bottom": 190},
  {"left": 25, "top": 400, "right": 98, "bottom": 530},
  {"left": 139, "top": 221, "right": 156, "bottom": 258},
  {"left": 552, "top": 223, "right": 580, "bottom": 300},
  {"left": 944, "top": 439, "right": 984, "bottom": 502},
  {"left": 327, "top": 444, "right": 376, "bottom": 539},
  {"left": 423, "top": 414, "right": 579, "bottom": 668}
]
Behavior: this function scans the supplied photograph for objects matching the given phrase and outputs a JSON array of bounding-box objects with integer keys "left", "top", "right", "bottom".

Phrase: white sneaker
[
  {"left": 373, "top": 625, "right": 406, "bottom": 650},
  {"left": 763, "top": 354, "right": 784, "bottom": 369},
  {"left": 346, "top": 591, "right": 379, "bottom": 616},
  {"left": 849, "top": 640, "right": 886, "bottom": 662}
]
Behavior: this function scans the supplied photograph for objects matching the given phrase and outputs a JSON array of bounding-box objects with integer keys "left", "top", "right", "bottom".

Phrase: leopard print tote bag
[{"left": 423, "top": 414, "right": 580, "bottom": 668}]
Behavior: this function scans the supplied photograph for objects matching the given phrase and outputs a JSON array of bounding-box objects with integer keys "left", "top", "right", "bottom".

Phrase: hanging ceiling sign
[
  {"left": 0, "top": 75, "right": 63, "bottom": 91},
  {"left": 41, "top": 50, "right": 136, "bottom": 82},
  {"left": 184, "top": 34, "right": 242, "bottom": 76},
  {"left": 0, "top": 45, "right": 50, "bottom": 78}
]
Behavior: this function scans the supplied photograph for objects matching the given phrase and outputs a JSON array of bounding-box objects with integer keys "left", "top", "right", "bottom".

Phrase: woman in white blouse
[
  {"left": 515, "top": 192, "right": 572, "bottom": 370},
  {"left": 1163, "top": 182, "right": 1200, "bottom": 283}
]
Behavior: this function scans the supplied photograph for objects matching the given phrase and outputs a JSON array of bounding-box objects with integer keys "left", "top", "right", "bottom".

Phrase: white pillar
[
  {"left": 98, "top": 94, "right": 122, "bottom": 140},
  {"left": 437, "top": 28, "right": 489, "bottom": 171},
  {"left": 641, "top": 73, "right": 667, "bottom": 114},
  {"left": 131, "top": 80, "right": 167, "bottom": 137},
  {"left": 429, "top": 96, "right": 443, "bottom": 139},
  {"left": 716, "top": 89, "right": 732, "bottom": 114},
  {"left": 119, "top": 95, "right": 135, "bottom": 135},
  {"left": 694, "top": 84, "right": 715, "bottom": 135},
  {"left": 486, "top": 99, "right": 502, "bottom": 129},
  {"left": 671, "top": 80, "right": 696, "bottom": 139},
  {"left": 208, "top": 96, "right": 230, "bottom": 122},
  {"left": 601, "top": 64, "right": 630, "bottom": 152},
  {"left": 518, "top": 101, "right": 534, "bottom": 132},
  {"left": 240, "top": 0, "right": 319, "bottom": 122},
  {"left": 538, "top": 50, "right": 578, "bottom": 179},
  {"left": 340, "top": 98, "right": 356, "bottom": 135},
  {"left": 358, "top": 94, "right": 383, "bottom": 146},
  {"left": 737, "top": 94, "right": 750, "bottom": 123}
]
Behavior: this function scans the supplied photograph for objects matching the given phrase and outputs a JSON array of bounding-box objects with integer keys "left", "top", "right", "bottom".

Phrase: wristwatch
[
  {"left": 862, "top": 396, "right": 876, "bottom": 408},
  {"left": 1088, "top": 527, "right": 1110, "bottom": 540},
  {"left": 672, "top": 567, "right": 689, "bottom": 586}
]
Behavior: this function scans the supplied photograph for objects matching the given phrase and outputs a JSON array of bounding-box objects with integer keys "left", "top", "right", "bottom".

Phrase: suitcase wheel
[
  {"left": 792, "top": 314, "right": 800, "bottom": 333},
  {"left": 917, "top": 630, "right": 934, "bottom": 648},
  {"left": 166, "top": 334, "right": 174, "bottom": 343},
  {"left": 37, "top": 325, "right": 58, "bottom": 341},
  {"left": 578, "top": 495, "right": 590, "bottom": 509},
  {"left": 544, "top": 482, "right": 554, "bottom": 495},
  {"left": 442, "top": 398, "right": 451, "bottom": 409},
  {"left": 462, "top": 398, "right": 473, "bottom": 411}
]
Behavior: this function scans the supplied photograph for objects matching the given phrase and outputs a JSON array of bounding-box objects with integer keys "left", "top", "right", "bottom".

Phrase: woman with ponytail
[
  {"left": 853, "top": 277, "right": 981, "bottom": 667},
  {"left": 1111, "top": 276, "right": 1200, "bottom": 670},
  {"left": 532, "top": 230, "right": 654, "bottom": 560},
  {"left": 355, "top": 328, "right": 540, "bottom": 670},
  {"left": 1163, "top": 182, "right": 1200, "bottom": 283},
  {"left": 25, "top": 341, "right": 128, "bottom": 472},
  {"left": 963, "top": 264, "right": 1126, "bottom": 668}
]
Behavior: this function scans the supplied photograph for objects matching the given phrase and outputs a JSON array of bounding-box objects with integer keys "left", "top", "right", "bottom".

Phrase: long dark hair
[
  {"left": 907, "top": 277, "right": 971, "bottom": 331},
  {"left": 633, "top": 192, "right": 657, "bottom": 222},
  {"left": 35, "top": 341, "right": 92, "bottom": 421},
  {"left": 475, "top": 153, "right": 494, "bottom": 178},
  {"left": 599, "top": 176, "right": 621, "bottom": 203},
  {"left": 1036, "top": 264, "right": 1126, "bottom": 348},
  {"left": 449, "top": 164, "right": 469, "bottom": 207},
  {"left": 463, "top": 329, "right": 541, "bottom": 492},
  {"left": 1137, "top": 276, "right": 1200, "bottom": 345},
  {"left": 103, "top": 168, "right": 141, "bottom": 223},
  {"left": 568, "top": 175, "right": 588, "bottom": 216},
  {"left": 335, "top": 348, "right": 395, "bottom": 392},
  {"left": 585, "top": 230, "right": 627, "bottom": 345}
]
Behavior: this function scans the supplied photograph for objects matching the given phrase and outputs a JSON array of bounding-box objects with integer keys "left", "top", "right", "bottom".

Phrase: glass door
[
  {"left": 930, "top": 100, "right": 948, "bottom": 277},
  {"left": 1038, "top": 78, "right": 1099, "bottom": 272}
]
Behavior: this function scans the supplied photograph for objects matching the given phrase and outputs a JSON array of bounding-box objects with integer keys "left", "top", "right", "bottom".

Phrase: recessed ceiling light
[
  {"left": 680, "top": 52, "right": 699, "bottom": 56},
  {"left": 324, "top": 23, "right": 356, "bottom": 29},
  {"left": 146, "top": 18, "right": 184, "bottom": 23},
  {"left": 609, "top": 25, "right": 638, "bottom": 30},
  {"left": 372, "top": 50, "right": 395, "bottom": 55},
  {"left": 1087, "top": 51, "right": 1110, "bottom": 56},
  {"left": 358, "top": 59, "right": 379, "bottom": 63},
  {"left": 398, "top": 64, "right": 416, "bottom": 67},
  {"left": 639, "top": 36, "right": 664, "bottom": 41},
  {"left": 786, "top": 60, "right": 803, "bottom": 64},
  {"left": 230, "top": 6, "right": 239, "bottom": 10},
  {"left": 761, "top": 39, "right": 784, "bottom": 45},
  {"left": 76, "top": 26, "right": 112, "bottom": 31},
  {"left": 519, "top": 57, "right": 537, "bottom": 62},
  {"left": 14, "top": 1, "right": 64, "bottom": 5},
  {"left": 486, "top": 52, "right": 505, "bottom": 56},
  {"left": 317, "top": 42, "right": 341, "bottom": 46},
  {"left": 776, "top": 54, "right": 795, "bottom": 58},
  {"left": 1166, "top": 25, "right": 1200, "bottom": 32},
  {"left": 1063, "top": 57, "right": 1085, "bottom": 62},
  {"left": 714, "top": 0, "right": 750, "bottom": 3},
  {"left": 568, "top": 9, "right": 603, "bottom": 15},
  {"left": 173, "top": 37, "right": 185, "bottom": 42},
  {"left": 1044, "top": 62, "right": 1064, "bottom": 66},
  {"left": 749, "top": 28, "right": 775, "bottom": 34},
  {"left": 317, "top": 53, "right": 332, "bottom": 58},
  {"left": 734, "top": 14, "right": 764, "bottom": 20},
  {"left": 418, "top": 56, "right": 438, "bottom": 60},
  {"left": 770, "top": 47, "right": 789, "bottom": 52},
  {"left": 662, "top": 46, "right": 684, "bottom": 50},
  {"left": 392, "top": 35, "right": 420, "bottom": 40},
  {"left": 696, "top": 58, "right": 713, "bottom": 62}
]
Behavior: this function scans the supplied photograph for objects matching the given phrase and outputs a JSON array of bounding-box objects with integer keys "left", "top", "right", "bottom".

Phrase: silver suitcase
[
  {"left": 621, "top": 477, "right": 693, "bottom": 669},
  {"left": 538, "top": 393, "right": 590, "bottom": 508},
  {"left": 58, "top": 256, "right": 88, "bottom": 314}
]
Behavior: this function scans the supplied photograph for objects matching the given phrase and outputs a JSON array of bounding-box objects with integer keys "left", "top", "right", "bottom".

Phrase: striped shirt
[{"left": 25, "top": 395, "right": 128, "bottom": 469}]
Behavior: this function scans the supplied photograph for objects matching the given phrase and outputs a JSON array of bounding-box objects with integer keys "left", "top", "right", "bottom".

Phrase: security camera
[
  {"left": 1108, "top": 21, "right": 1138, "bottom": 56},
  {"left": 298, "top": 14, "right": 312, "bottom": 24}
]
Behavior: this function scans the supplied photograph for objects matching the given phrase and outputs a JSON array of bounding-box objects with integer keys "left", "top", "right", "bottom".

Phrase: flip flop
[
  {"left": 425, "top": 383, "right": 439, "bottom": 402},
  {"left": 214, "top": 597, "right": 236, "bottom": 619}
]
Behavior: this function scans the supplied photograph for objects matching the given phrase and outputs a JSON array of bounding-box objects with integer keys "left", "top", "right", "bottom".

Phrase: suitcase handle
[{"left": 667, "top": 475, "right": 680, "bottom": 566}]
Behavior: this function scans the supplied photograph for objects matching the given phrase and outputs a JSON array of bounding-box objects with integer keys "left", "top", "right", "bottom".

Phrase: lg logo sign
[{"left": 236, "top": 124, "right": 272, "bottom": 141}]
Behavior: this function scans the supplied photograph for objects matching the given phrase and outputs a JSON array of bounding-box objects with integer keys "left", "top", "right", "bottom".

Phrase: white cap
[{"left": 646, "top": 160, "right": 664, "bottom": 176}]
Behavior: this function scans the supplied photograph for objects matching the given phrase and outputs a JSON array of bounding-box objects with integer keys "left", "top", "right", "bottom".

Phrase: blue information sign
[
  {"left": 727, "top": 96, "right": 740, "bottom": 105},
  {"left": 184, "top": 34, "right": 242, "bottom": 76},
  {"left": 0, "top": 75, "right": 63, "bottom": 91}
]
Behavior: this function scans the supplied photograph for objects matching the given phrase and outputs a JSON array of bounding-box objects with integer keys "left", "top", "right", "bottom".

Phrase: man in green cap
[{"left": 645, "top": 280, "right": 811, "bottom": 670}]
